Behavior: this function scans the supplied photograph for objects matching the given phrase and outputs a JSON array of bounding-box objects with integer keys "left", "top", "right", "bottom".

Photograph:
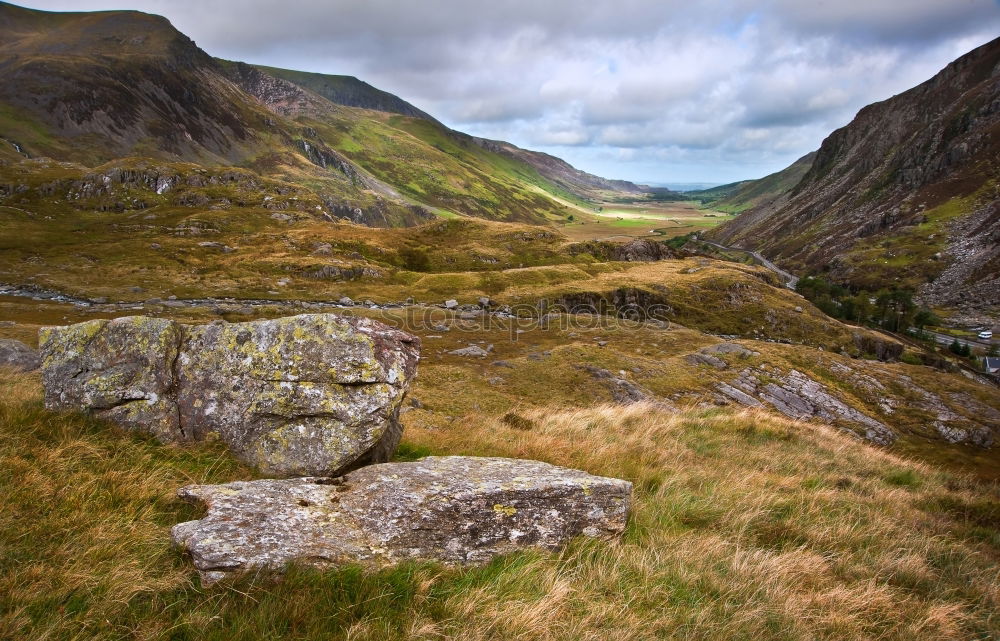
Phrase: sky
[{"left": 19, "top": 0, "right": 1000, "bottom": 185}]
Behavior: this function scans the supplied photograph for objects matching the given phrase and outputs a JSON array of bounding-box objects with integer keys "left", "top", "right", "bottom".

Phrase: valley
[
  {"left": 556, "top": 200, "right": 736, "bottom": 242},
  {"left": 0, "top": 2, "right": 998, "bottom": 640}
]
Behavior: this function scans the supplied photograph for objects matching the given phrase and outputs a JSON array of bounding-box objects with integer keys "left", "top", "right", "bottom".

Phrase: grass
[
  {"left": 558, "top": 201, "right": 735, "bottom": 242},
  {"left": 2, "top": 367, "right": 998, "bottom": 640},
  {"left": 695, "top": 152, "right": 815, "bottom": 214},
  {"left": 835, "top": 193, "right": 983, "bottom": 291}
]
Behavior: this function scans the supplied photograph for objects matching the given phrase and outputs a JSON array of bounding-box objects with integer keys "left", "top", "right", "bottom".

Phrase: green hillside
[{"left": 694, "top": 152, "right": 816, "bottom": 214}]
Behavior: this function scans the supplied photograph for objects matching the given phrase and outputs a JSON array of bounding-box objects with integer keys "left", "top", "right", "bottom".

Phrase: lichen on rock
[
  {"left": 39, "top": 314, "right": 419, "bottom": 475},
  {"left": 171, "top": 456, "right": 633, "bottom": 584}
]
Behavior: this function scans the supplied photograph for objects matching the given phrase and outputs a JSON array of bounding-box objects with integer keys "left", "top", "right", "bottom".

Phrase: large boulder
[
  {"left": 39, "top": 314, "right": 419, "bottom": 475},
  {"left": 0, "top": 338, "right": 41, "bottom": 372},
  {"left": 40, "top": 317, "right": 183, "bottom": 441},
  {"left": 172, "top": 456, "right": 633, "bottom": 584}
]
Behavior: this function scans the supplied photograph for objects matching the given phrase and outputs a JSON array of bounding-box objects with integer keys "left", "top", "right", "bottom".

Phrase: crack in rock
[{"left": 172, "top": 456, "right": 632, "bottom": 584}]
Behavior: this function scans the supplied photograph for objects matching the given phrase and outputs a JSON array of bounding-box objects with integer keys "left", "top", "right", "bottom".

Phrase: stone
[
  {"left": 40, "top": 314, "right": 420, "bottom": 475},
  {"left": 338, "top": 296, "right": 353, "bottom": 305},
  {"left": 444, "top": 299, "right": 459, "bottom": 309},
  {"left": 40, "top": 317, "right": 183, "bottom": 441},
  {"left": 0, "top": 338, "right": 41, "bottom": 372},
  {"left": 172, "top": 456, "right": 632, "bottom": 584},
  {"left": 685, "top": 353, "right": 727, "bottom": 369},
  {"left": 716, "top": 367, "right": 896, "bottom": 445},
  {"left": 581, "top": 365, "right": 676, "bottom": 410},
  {"left": 715, "top": 382, "right": 763, "bottom": 408},
  {"left": 700, "top": 342, "right": 758, "bottom": 357},
  {"left": 611, "top": 238, "right": 675, "bottom": 262},
  {"left": 449, "top": 345, "right": 489, "bottom": 358}
]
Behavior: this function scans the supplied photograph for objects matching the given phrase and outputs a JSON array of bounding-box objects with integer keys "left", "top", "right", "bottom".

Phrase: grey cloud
[{"left": 20, "top": 0, "right": 1000, "bottom": 182}]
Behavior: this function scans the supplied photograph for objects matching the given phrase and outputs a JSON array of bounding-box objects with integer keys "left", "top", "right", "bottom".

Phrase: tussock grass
[{"left": 1, "top": 369, "right": 998, "bottom": 640}]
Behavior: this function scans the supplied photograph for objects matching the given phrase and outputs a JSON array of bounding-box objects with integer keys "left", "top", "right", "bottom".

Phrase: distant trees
[
  {"left": 796, "top": 276, "right": 936, "bottom": 334},
  {"left": 949, "top": 339, "right": 972, "bottom": 358}
]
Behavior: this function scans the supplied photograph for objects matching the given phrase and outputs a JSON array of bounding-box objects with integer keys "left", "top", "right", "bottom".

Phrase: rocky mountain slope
[
  {"left": 0, "top": 2, "right": 640, "bottom": 226},
  {"left": 709, "top": 37, "right": 1000, "bottom": 315},
  {"left": 251, "top": 64, "right": 441, "bottom": 124}
]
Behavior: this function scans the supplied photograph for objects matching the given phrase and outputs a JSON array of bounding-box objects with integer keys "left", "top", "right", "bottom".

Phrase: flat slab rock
[
  {"left": 40, "top": 314, "right": 419, "bottom": 476},
  {"left": 172, "top": 456, "right": 632, "bottom": 584}
]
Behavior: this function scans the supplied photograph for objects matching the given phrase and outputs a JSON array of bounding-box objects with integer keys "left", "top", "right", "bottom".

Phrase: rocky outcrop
[
  {"left": 716, "top": 366, "right": 897, "bottom": 445},
  {"left": 172, "top": 456, "right": 633, "bottom": 584},
  {"left": 686, "top": 342, "right": 760, "bottom": 369},
  {"left": 567, "top": 239, "right": 679, "bottom": 263},
  {"left": 580, "top": 365, "right": 677, "bottom": 410},
  {"left": 0, "top": 338, "right": 40, "bottom": 371},
  {"left": 39, "top": 314, "right": 419, "bottom": 476},
  {"left": 256, "top": 65, "right": 441, "bottom": 124},
  {"left": 221, "top": 61, "right": 325, "bottom": 117},
  {"left": 852, "top": 333, "right": 904, "bottom": 362}
]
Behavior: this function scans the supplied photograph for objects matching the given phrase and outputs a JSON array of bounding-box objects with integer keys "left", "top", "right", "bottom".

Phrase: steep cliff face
[{"left": 710, "top": 37, "right": 1000, "bottom": 310}]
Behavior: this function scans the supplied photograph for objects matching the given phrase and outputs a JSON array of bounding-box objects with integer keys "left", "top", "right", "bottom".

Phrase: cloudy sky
[{"left": 21, "top": 0, "right": 1000, "bottom": 185}]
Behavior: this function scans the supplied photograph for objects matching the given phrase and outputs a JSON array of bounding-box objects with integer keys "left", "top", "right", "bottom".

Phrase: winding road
[
  {"left": 694, "top": 238, "right": 799, "bottom": 289},
  {"left": 922, "top": 329, "right": 996, "bottom": 350}
]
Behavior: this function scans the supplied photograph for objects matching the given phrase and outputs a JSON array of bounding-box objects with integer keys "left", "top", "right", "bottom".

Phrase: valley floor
[{"left": 556, "top": 200, "right": 736, "bottom": 242}]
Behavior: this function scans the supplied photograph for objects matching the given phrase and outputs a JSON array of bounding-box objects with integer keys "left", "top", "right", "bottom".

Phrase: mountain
[
  {"left": 691, "top": 152, "right": 816, "bottom": 213},
  {"left": 0, "top": 1, "right": 641, "bottom": 227},
  {"left": 709, "top": 37, "right": 1000, "bottom": 314},
  {"left": 248, "top": 63, "right": 441, "bottom": 124},
  {"left": 471, "top": 137, "right": 651, "bottom": 200}
]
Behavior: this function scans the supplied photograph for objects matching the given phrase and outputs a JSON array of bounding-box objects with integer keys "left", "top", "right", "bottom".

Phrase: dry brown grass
[
  {"left": 400, "top": 403, "right": 1000, "bottom": 641},
  {"left": 1, "top": 368, "right": 998, "bottom": 640}
]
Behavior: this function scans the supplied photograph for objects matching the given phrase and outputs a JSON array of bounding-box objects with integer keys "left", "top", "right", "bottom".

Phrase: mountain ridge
[
  {"left": 0, "top": 1, "right": 646, "bottom": 227},
  {"left": 709, "top": 36, "right": 1000, "bottom": 317}
]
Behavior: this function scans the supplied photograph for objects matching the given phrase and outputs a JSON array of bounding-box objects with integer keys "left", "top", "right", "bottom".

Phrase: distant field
[{"left": 557, "top": 200, "right": 735, "bottom": 241}]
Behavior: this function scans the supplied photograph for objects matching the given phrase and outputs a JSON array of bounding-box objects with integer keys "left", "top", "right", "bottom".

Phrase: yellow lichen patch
[{"left": 493, "top": 504, "right": 517, "bottom": 517}]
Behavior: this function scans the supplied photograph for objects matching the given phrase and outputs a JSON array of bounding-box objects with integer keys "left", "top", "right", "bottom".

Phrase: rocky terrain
[
  {"left": 34, "top": 311, "right": 633, "bottom": 583},
  {"left": 709, "top": 37, "right": 1000, "bottom": 315}
]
